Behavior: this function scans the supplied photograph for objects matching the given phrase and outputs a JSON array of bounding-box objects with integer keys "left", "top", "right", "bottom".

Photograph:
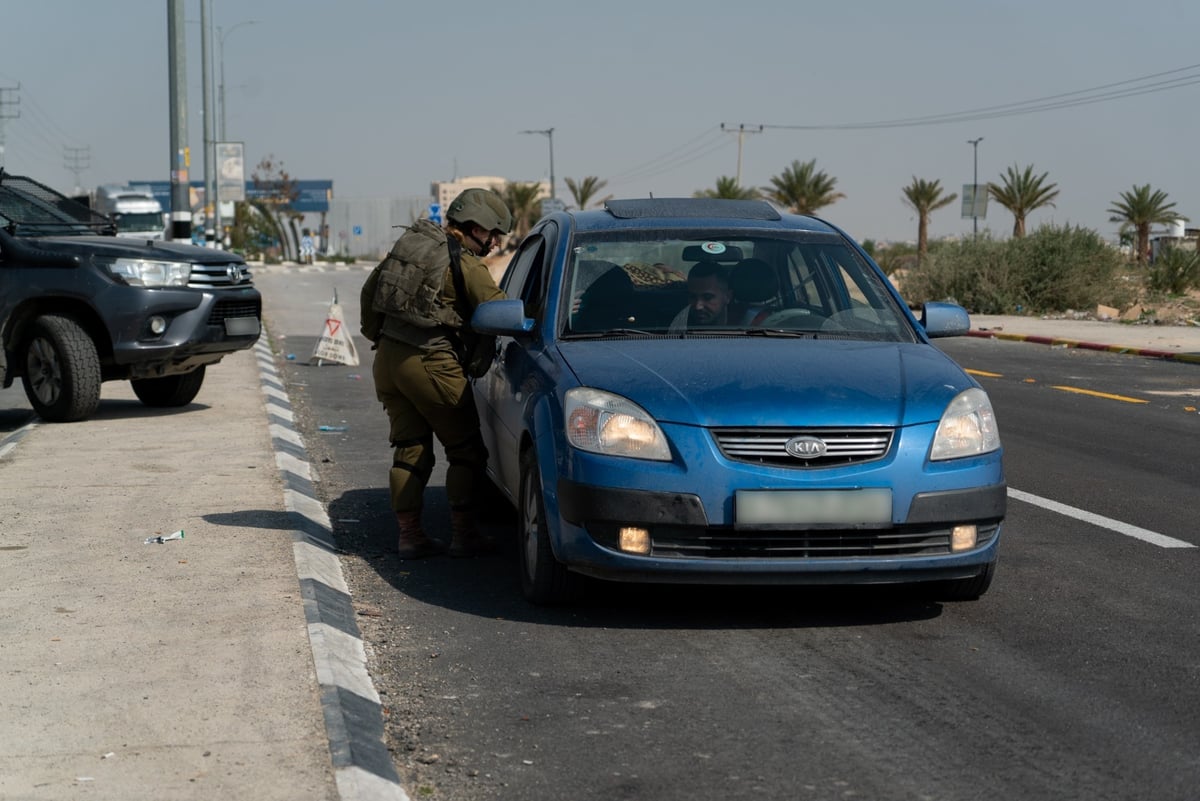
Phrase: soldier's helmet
[{"left": 446, "top": 188, "right": 513, "bottom": 234}]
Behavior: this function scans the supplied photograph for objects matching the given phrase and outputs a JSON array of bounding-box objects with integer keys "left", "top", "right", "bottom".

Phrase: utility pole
[
  {"left": 967, "top": 137, "right": 983, "bottom": 236},
  {"left": 63, "top": 146, "right": 91, "bottom": 194},
  {"left": 519, "top": 128, "right": 555, "bottom": 199},
  {"left": 721, "top": 123, "right": 763, "bottom": 187},
  {"left": 167, "top": 0, "right": 191, "bottom": 243},
  {"left": 0, "top": 84, "right": 20, "bottom": 169}
]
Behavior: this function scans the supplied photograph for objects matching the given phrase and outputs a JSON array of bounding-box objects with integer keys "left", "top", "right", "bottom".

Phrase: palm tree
[
  {"left": 902, "top": 178, "right": 957, "bottom": 262},
  {"left": 1107, "top": 184, "right": 1187, "bottom": 264},
  {"left": 694, "top": 176, "right": 760, "bottom": 200},
  {"left": 988, "top": 164, "right": 1059, "bottom": 238},
  {"left": 565, "top": 176, "right": 613, "bottom": 210},
  {"left": 498, "top": 181, "right": 544, "bottom": 245},
  {"left": 762, "top": 159, "right": 844, "bottom": 215}
]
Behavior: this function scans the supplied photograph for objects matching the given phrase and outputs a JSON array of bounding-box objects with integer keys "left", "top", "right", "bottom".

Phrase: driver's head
[{"left": 686, "top": 262, "right": 733, "bottom": 325}]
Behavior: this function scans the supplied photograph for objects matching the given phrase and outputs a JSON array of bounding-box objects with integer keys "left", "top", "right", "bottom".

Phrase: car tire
[
  {"left": 21, "top": 314, "right": 102, "bottom": 423},
  {"left": 131, "top": 366, "right": 206, "bottom": 407},
  {"left": 518, "top": 448, "right": 581, "bottom": 605},
  {"left": 930, "top": 559, "right": 996, "bottom": 601}
]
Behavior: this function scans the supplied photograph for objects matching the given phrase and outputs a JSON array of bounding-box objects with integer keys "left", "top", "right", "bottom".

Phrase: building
[{"left": 431, "top": 176, "right": 550, "bottom": 215}]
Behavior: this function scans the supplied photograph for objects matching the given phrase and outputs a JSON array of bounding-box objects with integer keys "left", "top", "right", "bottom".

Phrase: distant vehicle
[
  {"left": 93, "top": 184, "right": 166, "bottom": 240},
  {"left": 0, "top": 170, "right": 261, "bottom": 422},
  {"left": 471, "top": 197, "right": 1005, "bottom": 605}
]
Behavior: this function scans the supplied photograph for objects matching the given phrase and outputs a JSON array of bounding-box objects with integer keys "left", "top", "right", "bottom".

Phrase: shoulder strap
[{"left": 446, "top": 236, "right": 469, "bottom": 305}]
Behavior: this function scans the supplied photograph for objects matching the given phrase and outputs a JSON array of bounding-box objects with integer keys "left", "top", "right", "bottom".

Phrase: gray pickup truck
[{"left": 0, "top": 170, "right": 262, "bottom": 422}]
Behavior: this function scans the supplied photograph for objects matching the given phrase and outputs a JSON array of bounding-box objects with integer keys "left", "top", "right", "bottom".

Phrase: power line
[{"left": 763, "top": 63, "right": 1200, "bottom": 131}]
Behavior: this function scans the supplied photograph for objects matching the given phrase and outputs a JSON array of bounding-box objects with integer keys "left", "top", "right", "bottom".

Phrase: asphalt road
[{"left": 234, "top": 268, "right": 1200, "bottom": 799}]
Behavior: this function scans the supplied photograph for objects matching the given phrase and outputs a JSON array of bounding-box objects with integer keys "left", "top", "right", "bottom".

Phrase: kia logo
[{"left": 785, "top": 436, "right": 826, "bottom": 459}]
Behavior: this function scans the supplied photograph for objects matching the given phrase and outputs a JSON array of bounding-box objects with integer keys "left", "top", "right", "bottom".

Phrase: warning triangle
[{"left": 311, "top": 299, "right": 360, "bottom": 366}]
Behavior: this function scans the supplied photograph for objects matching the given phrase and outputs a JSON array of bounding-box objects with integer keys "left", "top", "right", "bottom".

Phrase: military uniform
[{"left": 362, "top": 188, "right": 512, "bottom": 558}]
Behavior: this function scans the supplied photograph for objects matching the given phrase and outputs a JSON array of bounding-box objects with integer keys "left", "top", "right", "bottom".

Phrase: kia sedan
[{"left": 471, "top": 198, "right": 1004, "bottom": 604}]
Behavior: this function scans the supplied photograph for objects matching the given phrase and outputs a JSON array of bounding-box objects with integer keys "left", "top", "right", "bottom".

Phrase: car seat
[
  {"left": 573, "top": 263, "right": 636, "bottom": 331},
  {"left": 729, "top": 258, "right": 779, "bottom": 326}
]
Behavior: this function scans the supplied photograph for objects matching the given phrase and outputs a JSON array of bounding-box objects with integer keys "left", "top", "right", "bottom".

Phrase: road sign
[
  {"left": 429, "top": 203, "right": 442, "bottom": 224},
  {"left": 353, "top": 225, "right": 362, "bottom": 236}
]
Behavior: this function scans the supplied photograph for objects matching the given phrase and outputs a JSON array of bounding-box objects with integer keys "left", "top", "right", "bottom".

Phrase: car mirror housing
[
  {"left": 921, "top": 301, "right": 970, "bottom": 338},
  {"left": 471, "top": 299, "right": 535, "bottom": 337}
]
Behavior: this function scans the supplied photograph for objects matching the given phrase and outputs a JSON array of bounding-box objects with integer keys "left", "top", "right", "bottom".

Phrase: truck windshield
[{"left": 114, "top": 212, "right": 164, "bottom": 234}]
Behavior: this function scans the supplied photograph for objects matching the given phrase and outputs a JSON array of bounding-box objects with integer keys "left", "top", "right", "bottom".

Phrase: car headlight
[
  {"left": 564, "top": 387, "right": 671, "bottom": 461},
  {"left": 930, "top": 387, "right": 1001, "bottom": 461},
  {"left": 108, "top": 257, "right": 191, "bottom": 287}
]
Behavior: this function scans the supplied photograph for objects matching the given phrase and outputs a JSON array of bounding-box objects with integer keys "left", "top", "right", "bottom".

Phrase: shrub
[
  {"left": 901, "top": 225, "right": 1130, "bottom": 314},
  {"left": 1148, "top": 247, "right": 1200, "bottom": 295}
]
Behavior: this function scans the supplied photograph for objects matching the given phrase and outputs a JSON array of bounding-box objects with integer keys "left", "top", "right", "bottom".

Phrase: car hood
[
  {"left": 31, "top": 235, "right": 244, "bottom": 265},
  {"left": 556, "top": 338, "right": 972, "bottom": 427}
]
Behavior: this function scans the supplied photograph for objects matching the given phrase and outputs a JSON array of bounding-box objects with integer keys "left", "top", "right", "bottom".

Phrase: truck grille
[
  {"left": 189, "top": 262, "right": 254, "bottom": 288},
  {"left": 208, "top": 299, "right": 261, "bottom": 325},
  {"left": 712, "top": 427, "right": 893, "bottom": 468}
]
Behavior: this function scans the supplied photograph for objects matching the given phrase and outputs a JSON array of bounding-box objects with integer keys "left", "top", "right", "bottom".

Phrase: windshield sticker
[{"left": 701, "top": 242, "right": 726, "bottom": 255}]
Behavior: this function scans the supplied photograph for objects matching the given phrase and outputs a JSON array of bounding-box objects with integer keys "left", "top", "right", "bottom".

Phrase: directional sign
[{"left": 429, "top": 203, "right": 442, "bottom": 225}]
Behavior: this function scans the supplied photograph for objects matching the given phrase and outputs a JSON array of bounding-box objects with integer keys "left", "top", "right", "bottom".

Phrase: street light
[
  {"left": 218, "top": 20, "right": 258, "bottom": 142},
  {"left": 519, "top": 128, "right": 555, "bottom": 199},
  {"left": 967, "top": 137, "right": 983, "bottom": 236}
]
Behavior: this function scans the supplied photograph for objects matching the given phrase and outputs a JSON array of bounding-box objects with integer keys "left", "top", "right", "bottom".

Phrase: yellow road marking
[
  {"left": 1051, "top": 385, "right": 1149, "bottom": 404},
  {"left": 965, "top": 368, "right": 1002, "bottom": 378}
]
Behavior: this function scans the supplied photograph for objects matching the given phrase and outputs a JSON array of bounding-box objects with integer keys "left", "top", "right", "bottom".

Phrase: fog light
[
  {"left": 951, "top": 524, "right": 977, "bottom": 552},
  {"left": 148, "top": 315, "right": 168, "bottom": 335},
  {"left": 618, "top": 526, "right": 651, "bottom": 555}
]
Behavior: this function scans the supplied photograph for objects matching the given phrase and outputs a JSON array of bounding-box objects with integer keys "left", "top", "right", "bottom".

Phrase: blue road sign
[
  {"left": 353, "top": 225, "right": 362, "bottom": 236},
  {"left": 429, "top": 203, "right": 442, "bottom": 224}
]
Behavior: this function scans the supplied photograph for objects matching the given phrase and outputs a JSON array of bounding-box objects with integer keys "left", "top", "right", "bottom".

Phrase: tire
[
  {"left": 21, "top": 315, "right": 102, "bottom": 423},
  {"left": 131, "top": 365, "right": 206, "bottom": 407},
  {"left": 929, "top": 559, "right": 996, "bottom": 602},
  {"left": 518, "top": 448, "right": 581, "bottom": 605}
]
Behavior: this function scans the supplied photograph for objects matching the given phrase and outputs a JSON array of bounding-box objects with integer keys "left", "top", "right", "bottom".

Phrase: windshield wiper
[{"left": 568, "top": 327, "right": 656, "bottom": 338}]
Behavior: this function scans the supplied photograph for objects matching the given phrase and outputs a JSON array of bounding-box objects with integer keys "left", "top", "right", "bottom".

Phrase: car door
[{"left": 474, "top": 226, "right": 553, "bottom": 495}]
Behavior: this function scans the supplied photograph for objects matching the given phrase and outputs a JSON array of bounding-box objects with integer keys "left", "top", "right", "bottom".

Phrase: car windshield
[{"left": 561, "top": 231, "right": 917, "bottom": 343}]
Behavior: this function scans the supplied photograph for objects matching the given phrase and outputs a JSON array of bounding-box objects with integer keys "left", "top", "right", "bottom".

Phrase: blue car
[{"left": 471, "top": 198, "right": 1004, "bottom": 604}]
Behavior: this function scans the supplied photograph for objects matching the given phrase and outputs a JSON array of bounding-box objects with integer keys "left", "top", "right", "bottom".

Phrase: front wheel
[
  {"left": 928, "top": 559, "right": 996, "bottom": 601},
  {"left": 518, "top": 448, "right": 581, "bottom": 605},
  {"left": 21, "top": 314, "right": 102, "bottom": 422},
  {"left": 131, "top": 366, "right": 206, "bottom": 407}
]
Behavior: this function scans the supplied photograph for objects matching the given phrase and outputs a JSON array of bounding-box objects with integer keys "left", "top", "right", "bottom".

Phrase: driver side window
[{"left": 502, "top": 235, "right": 548, "bottom": 322}]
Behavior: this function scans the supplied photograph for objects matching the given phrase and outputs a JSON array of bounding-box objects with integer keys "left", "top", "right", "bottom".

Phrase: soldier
[{"left": 361, "top": 188, "right": 512, "bottom": 558}]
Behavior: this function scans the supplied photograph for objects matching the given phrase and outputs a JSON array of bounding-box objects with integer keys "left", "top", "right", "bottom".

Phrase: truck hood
[
  {"left": 556, "top": 338, "right": 973, "bottom": 428},
  {"left": 29, "top": 235, "right": 243, "bottom": 265}
]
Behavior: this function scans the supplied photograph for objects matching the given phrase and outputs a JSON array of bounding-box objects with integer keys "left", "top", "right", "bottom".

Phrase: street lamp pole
[
  {"left": 967, "top": 137, "right": 983, "bottom": 236},
  {"left": 520, "top": 128, "right": 555, "bottom": 199}
]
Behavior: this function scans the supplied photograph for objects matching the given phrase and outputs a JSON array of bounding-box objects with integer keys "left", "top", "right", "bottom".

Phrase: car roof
[{"left": 557, "top": 197, "right": 841, "bottom": 235}]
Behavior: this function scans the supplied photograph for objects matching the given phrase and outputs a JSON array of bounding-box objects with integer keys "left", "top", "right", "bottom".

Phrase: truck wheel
[
  {"left": 131, "top": 366, "right": 206, "bottom": 407},
  {"left": 21, "top": 314, "right": 102, "bottom": 423}
]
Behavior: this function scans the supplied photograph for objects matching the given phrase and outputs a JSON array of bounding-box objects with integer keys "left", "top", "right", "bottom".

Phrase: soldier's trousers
[{"left": 371, "top": 337, "right": 488, "bottom": 514}]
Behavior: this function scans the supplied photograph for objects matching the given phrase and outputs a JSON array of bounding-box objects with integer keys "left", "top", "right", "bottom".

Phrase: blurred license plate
[
  {"left": 225, "top": 317, "right": 260, "bottom": 336},
  {"left": 736, "top": 488, "right": 892, "bottom": 526}
]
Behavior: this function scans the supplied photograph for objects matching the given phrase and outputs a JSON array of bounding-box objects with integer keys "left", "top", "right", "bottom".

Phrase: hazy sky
[{"left": 3, "top": 0, "right": 1198, "bottom": 243}]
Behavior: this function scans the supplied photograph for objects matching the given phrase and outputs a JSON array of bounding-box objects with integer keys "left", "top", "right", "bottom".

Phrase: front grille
[
  {"left": 643, "top": 522, "right": 1000, "bottom": 559},
  {"left": 208, "top": 299, "right": 261, "bottom": 325},
  {"left": 713, "top": 427, "right": 893, "bottom": 468},
  {"left": 189, "top": 262, "right": 254, "bottom": 288}
]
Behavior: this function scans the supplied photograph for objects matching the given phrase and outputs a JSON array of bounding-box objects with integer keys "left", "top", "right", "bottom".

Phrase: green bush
[
  {"left": 1148, "top": 247, "right": 1200, "bottom": 295},
  {"left": 901, "top": 225, "right": 1130, "bottom": 314}
]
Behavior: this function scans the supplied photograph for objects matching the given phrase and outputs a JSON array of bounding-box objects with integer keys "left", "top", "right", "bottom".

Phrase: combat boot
[
  {"left": 448, "top": 509, "right": 498, "bottom": 558},
  {"left": 395, "top": 510, "right": 444, "bottom": 559}
]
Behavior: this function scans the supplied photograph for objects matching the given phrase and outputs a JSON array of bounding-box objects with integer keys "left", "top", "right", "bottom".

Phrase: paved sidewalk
[
  {"left": 968, "top": 314, "right": 1200, "bottom": 363},
  {"left": 0, "top": 339, "right": 401, "bottom": 800}
]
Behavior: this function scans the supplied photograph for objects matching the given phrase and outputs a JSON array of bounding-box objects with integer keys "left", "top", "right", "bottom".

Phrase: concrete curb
[
  {"left": 253, "top": 335, "right": 410, "bottom": 801},
  {"left": 967, "top": 328, "right": 1200, "bottom": 365}
]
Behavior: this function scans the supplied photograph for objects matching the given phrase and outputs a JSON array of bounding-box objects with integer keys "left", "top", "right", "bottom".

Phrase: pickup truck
[{"left": 0, "top": 170, "right": 262, "bottom": 422}]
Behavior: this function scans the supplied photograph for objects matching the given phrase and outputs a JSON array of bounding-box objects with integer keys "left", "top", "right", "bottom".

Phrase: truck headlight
[
  {"left": 565, "top": 388, "right": 671, "bottom": 461},
  {"left": 108, "top": 258, "right": 191, "bottom": 287},
  {"left": 930, "top": 388, "right": 1001, "bottom": 461}
]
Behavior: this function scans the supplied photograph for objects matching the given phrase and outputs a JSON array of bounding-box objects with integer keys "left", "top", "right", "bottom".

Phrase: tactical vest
[{"left": 360, "top": 219, "right": 465, "bottom": 344}]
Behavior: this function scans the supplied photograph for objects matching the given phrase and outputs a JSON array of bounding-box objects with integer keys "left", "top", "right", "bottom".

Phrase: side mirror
[
  {"left": 471, "top": 299, "right": 535, "bottom": 337},
  {"left": 921, "top": 301, "right": 970, "bottom": 338}
]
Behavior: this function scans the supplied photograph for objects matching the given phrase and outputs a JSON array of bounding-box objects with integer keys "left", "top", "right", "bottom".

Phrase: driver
[{"left": 669, "top": 261, "right": 734, "bottom": 330}]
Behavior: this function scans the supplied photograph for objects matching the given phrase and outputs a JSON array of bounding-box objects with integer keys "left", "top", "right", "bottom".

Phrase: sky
[{"left": 3, "top": 0, "right": 1199, "bottom": 244}]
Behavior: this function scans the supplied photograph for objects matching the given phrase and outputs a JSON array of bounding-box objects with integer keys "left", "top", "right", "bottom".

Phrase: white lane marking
[{"left": 1009, "top": 487, "right": 1195, "bottom": 549}]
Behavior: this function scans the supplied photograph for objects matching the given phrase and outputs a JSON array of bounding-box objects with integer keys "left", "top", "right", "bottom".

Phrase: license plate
[
  {"left": 225, "top": 316, "right": 260, "bottom": 336},
  {"left": 736, "top": 488, "right": 892, "bottom": 526}
]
